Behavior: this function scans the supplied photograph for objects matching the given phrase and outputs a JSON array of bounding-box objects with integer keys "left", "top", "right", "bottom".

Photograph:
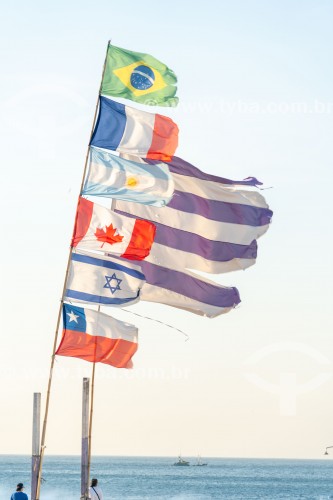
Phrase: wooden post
[
  {"left": 87, "top": 362, "right": 96, "bottom": 497},
  {"left": 31, "top": 393, "right": 41, "bottom": 500},
  {"left": 81, "top": 378, "right": 90, "bottom": 500}
]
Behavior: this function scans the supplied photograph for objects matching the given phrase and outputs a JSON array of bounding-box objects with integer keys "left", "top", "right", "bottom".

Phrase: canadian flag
[{"left": 72, "top": 197, "right": 156, "bottom": 260}]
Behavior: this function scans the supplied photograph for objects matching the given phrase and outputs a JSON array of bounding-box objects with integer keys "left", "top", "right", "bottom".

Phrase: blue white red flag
[
  {"left": 56, "top": 303, "right": 138, "bottom": 368},
  {"left": 90, "top": 97, "right": 178, "bottom": 161}
]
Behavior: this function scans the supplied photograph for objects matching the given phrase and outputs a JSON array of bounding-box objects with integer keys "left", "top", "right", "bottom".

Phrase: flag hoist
[
  {"left": 35, "top": 41, "right": 110, "bottom": 500},
  {"left": 35, "top": 40, "right": 180, "bottom": 500}
]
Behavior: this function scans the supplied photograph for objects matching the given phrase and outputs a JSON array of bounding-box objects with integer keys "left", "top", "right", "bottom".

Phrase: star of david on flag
[
  {"left": 104, "top": 273, "right": 122, "bottom": 294},
  {"left": 65, "top": 250, "right": 145, "bottom": 306}
]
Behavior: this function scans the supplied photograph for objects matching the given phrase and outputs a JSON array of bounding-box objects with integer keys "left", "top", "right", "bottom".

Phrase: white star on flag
[{"left": 67, "top": 310, "right": 79, "bottom": 323}]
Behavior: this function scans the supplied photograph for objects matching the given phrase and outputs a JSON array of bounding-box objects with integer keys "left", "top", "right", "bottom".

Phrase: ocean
[{"left": 1, "top": 455, "right": 333, "bottom": 499}]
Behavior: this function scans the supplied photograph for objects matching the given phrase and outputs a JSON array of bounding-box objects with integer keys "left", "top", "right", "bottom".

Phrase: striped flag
[
  {"left": 137, "top": 260, "right": 240, "bottom": 318},
  {"left": 114, "top": 156, "right": 272, "bottom": 316},
  {"left": 56, "top": 303, "right": 138, "bottom": 368},
  {"left": 72, "top": 197, "right": 156, "bottom": 260},
  {"left": 82, "top": 147, "right": 174, "bottom": 206},
  {"left": 90, "top": 96, "right": 178, "bottom": 161},
  {"left": 65, "top": 250, "right": 145, "bottom": 306},
  {"left": 115, "top": 156, "right": 273, "bottom": 274}
]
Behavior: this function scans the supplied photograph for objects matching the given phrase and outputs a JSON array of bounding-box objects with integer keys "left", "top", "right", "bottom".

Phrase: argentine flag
[{"left": 82, "top": 147, "right": 174, "bottom": 207}]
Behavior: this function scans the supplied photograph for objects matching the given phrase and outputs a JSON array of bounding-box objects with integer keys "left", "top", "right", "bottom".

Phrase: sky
[{"left": 0, "top": 0, "right": 333, "bottom": 460}]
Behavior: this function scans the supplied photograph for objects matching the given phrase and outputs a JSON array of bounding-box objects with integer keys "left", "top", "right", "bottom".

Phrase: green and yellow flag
[{"left": 101, "top": 44, "right": 178, "bottom": 107}]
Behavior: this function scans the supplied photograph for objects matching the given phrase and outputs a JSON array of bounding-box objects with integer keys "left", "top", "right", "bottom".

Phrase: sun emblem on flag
[
  {"left": 104, "top": 273, "right": 122, "bottom": 294},
  {"left": 126, "top": 176, "right": 138, "bottom": 188}
]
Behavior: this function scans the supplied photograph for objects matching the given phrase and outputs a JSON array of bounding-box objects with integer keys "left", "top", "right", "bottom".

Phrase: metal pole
[
  {"left": 35, "top": 40, "right": 110, "bottom": 500},
  {"left": 31, "top": 393, "right": 41, "bottom": 500},
  {"left": 81, "top": 378, "right": 90, "bottom": 500}
]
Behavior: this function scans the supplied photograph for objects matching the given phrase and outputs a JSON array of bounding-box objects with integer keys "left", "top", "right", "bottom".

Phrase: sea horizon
[
  {"left": 2, "top": 455, "right": 333, "bottom": 499},
  {"left": 1, "top": 453, "right": 331, "bottom": 460}
]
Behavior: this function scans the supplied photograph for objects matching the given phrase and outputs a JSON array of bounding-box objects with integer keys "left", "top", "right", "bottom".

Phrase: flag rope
[
  {"left": 35, "top": 40, "right": 111, "bottom": 500},
  {"left": 120, "top": 309, "right": 189, "bottom": 341}
]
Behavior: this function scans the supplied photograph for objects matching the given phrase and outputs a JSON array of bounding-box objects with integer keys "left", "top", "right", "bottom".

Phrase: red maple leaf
[{"left": 94, "top": 224, "right": 124, "bottom": 248}]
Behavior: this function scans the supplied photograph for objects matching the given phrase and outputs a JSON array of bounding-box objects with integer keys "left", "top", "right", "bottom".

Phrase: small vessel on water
[
  {"left": 194, "top": 455, "right": 207, "bottom": 466},
  {"left": 174, "top": 455, "right": 190, "bottom": 466}
]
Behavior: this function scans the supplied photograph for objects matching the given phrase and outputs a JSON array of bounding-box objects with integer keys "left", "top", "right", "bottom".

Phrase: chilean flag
[
  {"left": 72, "top": 197, "right": 156, "bottom": 260},
  {"left": 90, "top": 96, "right": 178, "bottom": 162},
  {"left": 56, "top": 303, "right": 138, "bottom": 368}
]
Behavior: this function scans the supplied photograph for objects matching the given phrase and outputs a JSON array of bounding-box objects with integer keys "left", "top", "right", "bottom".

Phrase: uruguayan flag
[
  {"left": 65, "top": 249, "right": 145, "bottom": 306},
  {"left": 82, "top": 147, "right": 174, "bottom": 207}
]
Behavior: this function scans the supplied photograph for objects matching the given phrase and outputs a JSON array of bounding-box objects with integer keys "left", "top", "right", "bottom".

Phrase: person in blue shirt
[{"left": 10, "top": 482, "right": 28, "bottom": 500}]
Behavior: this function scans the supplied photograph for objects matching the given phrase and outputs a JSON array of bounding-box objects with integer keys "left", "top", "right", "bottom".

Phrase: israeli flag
[{"left": 65, "top": 250, "right": 145, "bottom": 306}]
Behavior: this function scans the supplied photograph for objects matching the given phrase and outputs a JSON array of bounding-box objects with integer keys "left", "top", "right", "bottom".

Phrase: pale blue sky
[{"left": 0, "top": 0, "right": 332, "bottom": 459}]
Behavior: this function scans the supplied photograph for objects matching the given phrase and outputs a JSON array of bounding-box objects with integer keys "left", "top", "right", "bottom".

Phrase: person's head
[
  {"left": 16, "top": 483, "right": 24, "bottom": 491},
  {"left": 91, "top": 478, "right": 98, "bottom": 487}
]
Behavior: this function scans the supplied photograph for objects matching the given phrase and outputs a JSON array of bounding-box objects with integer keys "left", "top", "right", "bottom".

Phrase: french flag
[
  {"left": 90, "top": 96, "right": 179, "bottom": 162},
  {"left": 56, "top": 304, "right": 138, "bottom": 368}
]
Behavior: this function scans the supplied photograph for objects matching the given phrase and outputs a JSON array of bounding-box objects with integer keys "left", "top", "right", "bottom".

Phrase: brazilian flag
[{"left": 101, "top": 44, "right": 178, "bottom": 107}]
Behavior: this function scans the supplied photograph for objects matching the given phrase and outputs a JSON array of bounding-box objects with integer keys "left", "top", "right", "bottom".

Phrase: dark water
[{"left": 1, "top": 455, "right": 333, "bottom": 499}]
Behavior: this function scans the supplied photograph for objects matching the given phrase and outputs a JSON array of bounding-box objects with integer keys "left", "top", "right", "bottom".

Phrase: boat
[
  {"left": 194, "top": 455, "right": 207, "bottom": 466},
  {"left": 174, "top": 455, "right": 190, "bottom": 466}
]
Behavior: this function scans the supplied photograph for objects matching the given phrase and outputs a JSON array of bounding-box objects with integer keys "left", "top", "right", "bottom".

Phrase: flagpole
[
  {"left": 87, "top": 360, "right": 96, "bottom": 498},
  {"left": 86, "top": 302, "right": 100, "bottom": 498},
  {"left": 35, "top": 40, "right": 110, "bottom": 500}
]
